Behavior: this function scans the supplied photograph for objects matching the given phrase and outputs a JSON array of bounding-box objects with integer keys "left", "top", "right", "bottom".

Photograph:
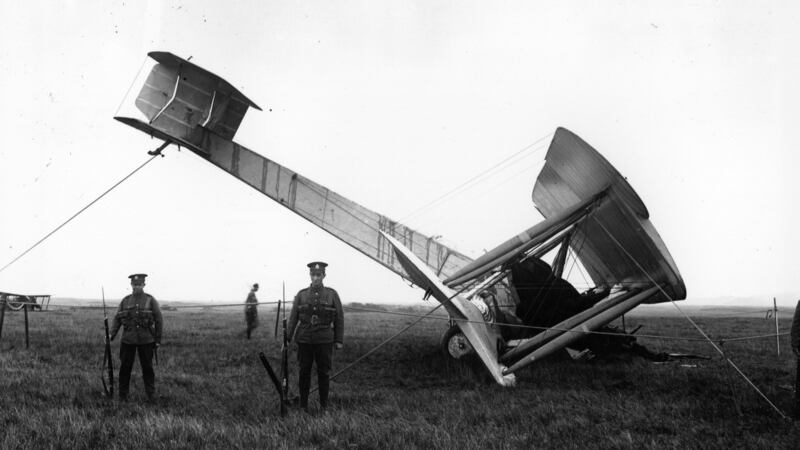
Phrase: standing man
[
  {"left": 288, "top": 261, "right": 344, "bottom": 412},
  {"left": 245, "top": 283, "right": 259, "bottom": 339},
  {"left": 110, "top": 273, "right": 163, "bottom": 402},
  {"left": 792, "top": 298, "right": 800, "bottom": 418}
]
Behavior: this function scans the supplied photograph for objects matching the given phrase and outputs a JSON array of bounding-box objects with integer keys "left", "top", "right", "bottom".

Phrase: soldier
[
  {"left": 110, "top": 273, "right": 163, "bottom": 402},
  {"left": 288, "top": 261, "right": 344, "bottom": 412},
  {"left": 245, "top": 283, "right": 259, "bottom": 339},
  {"left": 792, "top": 299, "right": 799, "bottom": 419}
]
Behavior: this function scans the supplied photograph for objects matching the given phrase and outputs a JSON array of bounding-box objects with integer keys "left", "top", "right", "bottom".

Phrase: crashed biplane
[
  {"left": 0, "top": 291, "right": 50, "bottom": 311},
  {"left": 115, "top": 52, "right": 685, "bottom": 386}
]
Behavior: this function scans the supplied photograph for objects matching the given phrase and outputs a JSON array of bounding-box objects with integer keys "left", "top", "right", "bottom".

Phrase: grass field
[{"left": 1, "top": 303, "right": 798, "bottom": 449}]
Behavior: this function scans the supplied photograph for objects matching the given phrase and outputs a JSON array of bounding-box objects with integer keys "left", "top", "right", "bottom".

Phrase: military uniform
[
  {"left": 288, "top": 262, "right": 344, "bottom": 410},
  {"left": 110, "top": 273, "right": 163, "bottom": 400},
  {"left": 791, "top": 299, "right": 800, "bottom": 417},
  {"left": 245, "top": 284, "right": 259, "bottom": 339}
]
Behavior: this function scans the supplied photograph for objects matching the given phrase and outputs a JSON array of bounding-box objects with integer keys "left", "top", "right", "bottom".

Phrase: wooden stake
[
  {"left": 24, "top": 303, "right": 30, "bottom": 349},
  {"left": 0, "top": 298, "right": 6, "bottom": 345},
  {"left": 774, "top": 297, "right": 780, "bottom": 356}
]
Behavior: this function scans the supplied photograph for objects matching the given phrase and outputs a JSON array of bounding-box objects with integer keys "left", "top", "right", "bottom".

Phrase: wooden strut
[{"left": 149, "top": 64, "right": 182, "bottom": 125}]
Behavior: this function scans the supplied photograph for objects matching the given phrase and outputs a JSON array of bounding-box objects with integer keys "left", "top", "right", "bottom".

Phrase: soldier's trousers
[
  {"left": 119, "top": 342, "right": 156, "bottom": 399},
  {"left": 297, "top": 343, "right": 333, "bottom": 408},
  {"left": 245, "top": 310, "right": 257, "bottom": 339}
]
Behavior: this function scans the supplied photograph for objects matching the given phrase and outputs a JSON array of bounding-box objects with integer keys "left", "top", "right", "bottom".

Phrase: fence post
[
  {"left": 773, "top": 297, "right": 779, "bottom": 356},
  {"left": 24, "top": 303, "right": 30, "bottom": 349},
  {"left": 0, "top": 297, "right": 5, "bottom": 345}
]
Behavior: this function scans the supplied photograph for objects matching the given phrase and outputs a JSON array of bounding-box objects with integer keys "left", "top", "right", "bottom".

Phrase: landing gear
[
  {"left": 439, "top": 324, "right": 500, "bottom": 384},
  {"left": 6, "top": 301, "right": 24, "bottom": 311},
  {"left": 3, "top": 295, "right": 25, "bottom": 311},
  {"left": 440, "top": 325, "right": 474, "bottom": 359}
]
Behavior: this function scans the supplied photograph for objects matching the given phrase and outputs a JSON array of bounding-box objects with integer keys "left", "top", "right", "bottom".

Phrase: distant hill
[{"left": 683, "top": 292, "right": 799, "bottom": 308}]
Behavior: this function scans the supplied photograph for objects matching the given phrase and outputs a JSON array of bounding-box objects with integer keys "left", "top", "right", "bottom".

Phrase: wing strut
[
  {"left": 502, "top": 285, "right": 659, "bottom": 375},
  {"left": 500, "top": 287, "right": 642, "bottom": 363},
  {"left": 444, "top": 189, "right": 607, "bottom": 287}
]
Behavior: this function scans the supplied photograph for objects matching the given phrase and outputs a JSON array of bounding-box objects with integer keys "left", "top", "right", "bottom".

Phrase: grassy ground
[{"left": 1, "top": 304, "right": 798, "bottom": 449}]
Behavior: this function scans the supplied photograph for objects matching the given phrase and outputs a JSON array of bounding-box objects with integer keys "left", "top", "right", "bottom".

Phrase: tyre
[
  {"left": 6, "top": 300, "right": 25, "bottom": 311},
  {"left": 440, "top": 325, "right": 474, "bottom": 359},
  {"left": 4, "top": 295, "right": 29, "bottom": 311}
]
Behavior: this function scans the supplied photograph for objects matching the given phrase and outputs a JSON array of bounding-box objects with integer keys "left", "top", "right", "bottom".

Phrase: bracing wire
[
  {"left": 113, "top": 54, "right": 149, "bottom": 117},
  {"left": 564, "top": 232, "right": 589, "bottom": 283},
  {"left": 399, "top": 143, "right": 546, "bottom": 224},
  {"left": 37, "top": 299, "right": 790, "bottom": 344},
  {"left": 309, "top": 279, "right": 483, "bottom": 392},
  {"left": 48, "top": 301, "right": 281, "bottom": 309},
  {"left": 310, "top": 301, "right": 447, "bottom": 392},
  {"left": 423, "top": 157, "right": 545, "bottom": 223},
  {"left": 0, "top": 154, "right": 162, "bottom": 275},
  {"left": 592, "top": 217, "right": 789, "bottom": 419},
  {"left": 340, "top": 304, "right": 790, "bottom": 344},
  {"left": 398, "top": 132, "right": 554, "bottom": 223}
]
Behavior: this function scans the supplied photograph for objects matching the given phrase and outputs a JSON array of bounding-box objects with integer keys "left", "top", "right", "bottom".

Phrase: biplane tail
[{"left": 115, "top": 51, "right": 260, "bottom": 154}]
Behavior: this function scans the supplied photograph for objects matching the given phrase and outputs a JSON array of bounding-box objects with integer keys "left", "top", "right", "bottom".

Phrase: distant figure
[
  {"left": 792, "top": 299, "right": 799, "bottom": 418},
  {"left": 245, "top": 283, "right": 259, "bottom": 339},
  {"left": 110, "top": 273, "right": 163, "bottom": 402},
  {"left": 288, "top": 261, "right": 344, "bottom": 412}
]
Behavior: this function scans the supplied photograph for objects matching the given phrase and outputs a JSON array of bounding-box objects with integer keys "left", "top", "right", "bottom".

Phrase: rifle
[
  {"left": 280, "top": 282, "right": 290, "bottom": 410},
  {"left": 258, "top": 352, "right": 286, "bottom": 417},
  {"left": 261, "top": 282, "right": 292, "bottom": 417},
  {"left": 101, "top": 287, "right": 114, "bottom": 398}
]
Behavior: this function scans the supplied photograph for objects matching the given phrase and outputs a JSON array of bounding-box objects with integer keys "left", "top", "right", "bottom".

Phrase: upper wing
[{"left": 532, "top": 127, "right": 686, "bottom": 302}]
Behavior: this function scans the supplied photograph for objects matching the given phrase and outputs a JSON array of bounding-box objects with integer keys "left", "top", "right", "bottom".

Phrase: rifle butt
[{"left": 258, "top": 352, "right": 285, "bottom": 406}]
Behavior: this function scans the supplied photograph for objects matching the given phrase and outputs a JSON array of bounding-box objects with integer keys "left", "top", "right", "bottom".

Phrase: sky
[{"left": 0, "top": 1, "right": 798, "bottom": 306}]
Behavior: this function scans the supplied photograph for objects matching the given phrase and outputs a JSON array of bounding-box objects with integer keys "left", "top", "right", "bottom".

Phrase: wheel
[
  {"left": 5, "top": 297, "right": 25, "bottom": 311},
  {"left": 440, "top": 325, "right": 474, "bottom": 359}
]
